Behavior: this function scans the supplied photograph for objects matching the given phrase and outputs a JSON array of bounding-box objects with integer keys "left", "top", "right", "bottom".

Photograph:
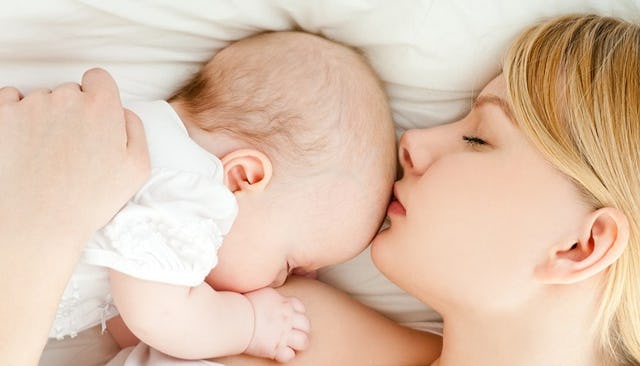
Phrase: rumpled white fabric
[
  {"left": 50, "top": 100, "right": 238, "bottom": 340},
  {"left": 106, "top": 343, "right": 223, "bottom": 366}
]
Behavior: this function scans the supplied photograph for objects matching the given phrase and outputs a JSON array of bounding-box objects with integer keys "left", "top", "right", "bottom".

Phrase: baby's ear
[
  {"left": 534, "top": 207, "right": 629, "bottom": 285},
  {"left": 220, "top": 149, "right": 273, "bottom": 193}
]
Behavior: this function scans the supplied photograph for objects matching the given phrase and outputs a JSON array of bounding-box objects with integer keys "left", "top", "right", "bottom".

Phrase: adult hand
[
  {"left": 0, "top": 68, "right": 150, "bottom": 366},
  {"left": 0, "top": 68, "right": 150, "bottom": 241}
]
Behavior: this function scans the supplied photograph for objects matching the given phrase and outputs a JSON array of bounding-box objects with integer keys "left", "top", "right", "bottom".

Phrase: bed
[{"left": 3, "top": 0, "right": 636, "bottom": 365}]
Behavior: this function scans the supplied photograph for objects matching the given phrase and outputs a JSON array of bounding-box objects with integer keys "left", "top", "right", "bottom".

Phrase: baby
[{"left": 49, "top": 31, "right": 396, "bottom": 362}]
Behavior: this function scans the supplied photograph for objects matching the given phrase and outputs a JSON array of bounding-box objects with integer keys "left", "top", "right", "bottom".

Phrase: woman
[{"left": 215, "top": 13, "right": 640, "bottom": 366}]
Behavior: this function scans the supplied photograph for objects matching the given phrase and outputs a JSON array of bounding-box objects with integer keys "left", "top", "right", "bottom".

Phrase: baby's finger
[
  {"left": 274, "top": 346, "right": 295, "bottom": 364},
  {"left": 292, "top": 313, "right": 310, "bottom": 333},
  {"left": 287, "top": 329, "right": 310, "bottom": 351},
  {"left": 289, "top": 297, "right": 305, "bottom": 313},
  {"left": 0, "top": 87, "right": 22, "bottom": 104}
]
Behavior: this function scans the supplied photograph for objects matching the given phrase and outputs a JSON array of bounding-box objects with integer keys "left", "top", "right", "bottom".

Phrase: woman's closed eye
[{"left": 462, "top": 135, "right": 488, "bottom": 147}]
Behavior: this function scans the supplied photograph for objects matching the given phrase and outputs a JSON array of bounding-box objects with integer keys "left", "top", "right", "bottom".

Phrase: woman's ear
[
  {"left": 534, "top": 207, "right": 629, "bottom": 285},
  {"left": 220, "top": 149, "right": 273, "bottom": 193}
]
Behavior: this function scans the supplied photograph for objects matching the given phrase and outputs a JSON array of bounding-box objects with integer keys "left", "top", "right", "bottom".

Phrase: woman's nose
[{"left": 398, "top": 129, "right": 432, "bottom": 176}]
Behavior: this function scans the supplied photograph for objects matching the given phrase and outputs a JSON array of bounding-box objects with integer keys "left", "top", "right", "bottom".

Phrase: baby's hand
[{"left": 244, "top": 287, "right": 310, "bottom": 363}]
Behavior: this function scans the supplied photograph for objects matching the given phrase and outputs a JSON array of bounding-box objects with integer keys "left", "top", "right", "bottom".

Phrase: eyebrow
[{"left": 472, "top": 94, "right": 516, "bottom": 124}]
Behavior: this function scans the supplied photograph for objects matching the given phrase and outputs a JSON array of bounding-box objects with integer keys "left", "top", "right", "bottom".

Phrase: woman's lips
[
  {"left": 388, "top": 184, "right": 406, "bottom": 216},
  {"left": 387, "top": 198, "right": 406, "bottom": 216}
]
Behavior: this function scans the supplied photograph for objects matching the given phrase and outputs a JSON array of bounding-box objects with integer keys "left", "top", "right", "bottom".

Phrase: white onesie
[{"left": 49, "top": 100, "right": 238, "bottom": 339}]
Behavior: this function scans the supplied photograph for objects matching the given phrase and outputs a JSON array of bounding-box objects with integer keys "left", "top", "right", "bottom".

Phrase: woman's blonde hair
[{"left": 504, "top": 14, "right": 640, "bottom": 365}]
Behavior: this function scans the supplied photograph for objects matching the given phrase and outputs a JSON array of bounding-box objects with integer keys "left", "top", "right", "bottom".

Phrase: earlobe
[
  {"left": 534, "top": 207, "right": 629, "bottom": 285},
  {"left": 220, "top": 149, "right": 273, "bottom": 193}
]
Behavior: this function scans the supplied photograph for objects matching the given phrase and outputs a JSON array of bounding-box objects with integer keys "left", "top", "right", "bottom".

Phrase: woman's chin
[
  {"left": 370, "top": 230, "right": 391, "bottom": 273},
  {"left": 370, "top": 228, "right": 415, "bottom": 291}
]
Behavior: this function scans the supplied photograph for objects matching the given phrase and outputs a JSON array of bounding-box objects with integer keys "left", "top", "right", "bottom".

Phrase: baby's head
[{"left": 170, "top": 31, "right": 396, "bottom": 292}]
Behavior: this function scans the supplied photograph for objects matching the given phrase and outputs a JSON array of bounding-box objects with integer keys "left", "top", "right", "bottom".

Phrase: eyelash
[{"left": 462, "top": 135, "right": 487, "bottom": 146}]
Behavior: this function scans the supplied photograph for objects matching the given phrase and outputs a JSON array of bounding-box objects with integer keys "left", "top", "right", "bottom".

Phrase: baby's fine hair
[
  {"left": 169, "top": 31, "right": 394, "bottom": 179},
  {"left": 504, "top": 14, "right": 640, "bottom": 366}
]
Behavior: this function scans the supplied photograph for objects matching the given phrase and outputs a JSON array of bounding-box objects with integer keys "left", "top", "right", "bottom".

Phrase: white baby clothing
[{"left": 49, "top": 100, "right": 238, "bottom": 339}]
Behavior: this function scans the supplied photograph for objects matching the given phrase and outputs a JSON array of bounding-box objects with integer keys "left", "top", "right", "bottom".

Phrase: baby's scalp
[
  {"left": 172, "top": 31, "right": 396, "bottom": 263},
  {"left": 172, "top": 31, "right": 394, "bottom": 175}
]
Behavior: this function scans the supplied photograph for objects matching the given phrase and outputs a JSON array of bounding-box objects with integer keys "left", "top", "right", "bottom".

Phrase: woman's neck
[{"left": 431, "top": 283, "right": 603, "bottom": 366}]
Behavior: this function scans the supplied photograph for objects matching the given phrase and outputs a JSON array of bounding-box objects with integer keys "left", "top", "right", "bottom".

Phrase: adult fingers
[
  {"left": 0, "top": 87, "right": 22, "bottom": 104},
  {"left": 25, "top": 88, "right": 52, "bottom": 97},
  {"left": 123, "top": 108, "right": 147, "bottom": 150},
  {"left": 52, "top": 82, "right": 81, "bottom": 93},
  {"left": 123, "top": 108, "right": 150, "bottom": 177},
  {"left": 81, "top": 68, "right": 120, "bottom": 100}
]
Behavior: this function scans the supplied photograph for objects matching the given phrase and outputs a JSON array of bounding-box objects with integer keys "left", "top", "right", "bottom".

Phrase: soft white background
[{"left": 2, "top": 0, "right": 638, "bottom": 333}]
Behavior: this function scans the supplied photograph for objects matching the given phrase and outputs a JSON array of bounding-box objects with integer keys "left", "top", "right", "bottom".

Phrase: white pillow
[
  {"left": 2, "top": 0, "right": 635, "bottom": 130},
  {"left": 2, "top": 0, "right": 638, "bottom": 336}
]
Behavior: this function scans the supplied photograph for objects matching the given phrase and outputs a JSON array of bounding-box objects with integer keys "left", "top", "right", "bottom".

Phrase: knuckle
[
  {"left": 23, "top": 89, "right": 46, "bottom": 100},
  {"left": 32, "top": 87, "right": 52, "bottom": 95},
  {"left": 86, "top": 89, "right": 105, "bottom": 103},
  {"left": 54, "top": 82, "right": 80, "bottom": 94},
  {"left": 92, "top": 89, "right": 119, "bottom": 108},
  {"left": 51, "top": 87, "right": 77, "bottom": 102},
  {"left": 0, "top": 86, "right": 21, "bottom": 98}
]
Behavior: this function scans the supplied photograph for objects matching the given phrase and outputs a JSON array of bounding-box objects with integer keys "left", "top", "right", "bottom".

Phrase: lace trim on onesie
[{"left": 83, "top": 168, "right": 237, "bottom": 287}]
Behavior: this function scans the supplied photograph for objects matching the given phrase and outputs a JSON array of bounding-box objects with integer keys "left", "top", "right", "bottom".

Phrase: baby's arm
[{"left": 109, "top": 270, "right": 309, "bottom": 361}]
